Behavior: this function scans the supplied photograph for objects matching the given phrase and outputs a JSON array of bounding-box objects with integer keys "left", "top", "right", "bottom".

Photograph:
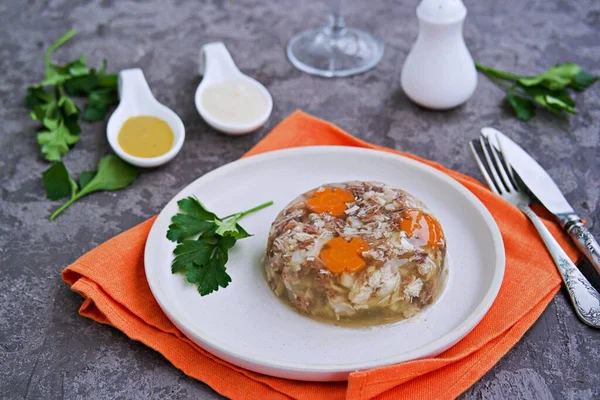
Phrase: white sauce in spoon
[{"left": 201, "top": 80, "right": 269, "bottom": 126}]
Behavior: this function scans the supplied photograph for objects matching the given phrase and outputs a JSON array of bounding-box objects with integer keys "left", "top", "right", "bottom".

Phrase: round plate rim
[{"left": 144, "top": 145, "right": 505, "bottom": 376}]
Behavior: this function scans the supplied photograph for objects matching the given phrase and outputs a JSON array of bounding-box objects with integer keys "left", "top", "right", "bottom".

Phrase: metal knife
[{"left": 481, "top": 127, "right": 600, "bottom": 277}]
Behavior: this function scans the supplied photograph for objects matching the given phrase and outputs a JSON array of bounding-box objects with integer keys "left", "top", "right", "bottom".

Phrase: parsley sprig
[
  {"left": 25, "top": 30, "right": 119, "bottom": 161},
  {"left": 475, "top": 62, "right": 597, "bottom": 121},
  {"left": 167, "top": 197, "right": 273, "bottom": 296}
]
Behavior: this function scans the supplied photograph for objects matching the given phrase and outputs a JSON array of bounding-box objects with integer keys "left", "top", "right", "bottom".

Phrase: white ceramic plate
[{"left": 145, "top": 146, "right": 504, "bottom": 381}]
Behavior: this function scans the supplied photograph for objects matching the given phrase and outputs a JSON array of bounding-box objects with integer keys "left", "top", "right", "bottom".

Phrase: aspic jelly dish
[{"left": 265, "top": 181, "right": 447, "bottom": 326}]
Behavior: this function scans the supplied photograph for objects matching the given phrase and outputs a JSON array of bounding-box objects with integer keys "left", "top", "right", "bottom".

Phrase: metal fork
[{"left": 470, "top": 134, "right": 600, "bottom": 328}]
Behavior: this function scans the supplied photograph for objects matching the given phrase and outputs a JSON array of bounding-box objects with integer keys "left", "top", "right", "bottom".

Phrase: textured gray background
[{"left": 1, "top": 0, "right": 599, "bottom": 399}]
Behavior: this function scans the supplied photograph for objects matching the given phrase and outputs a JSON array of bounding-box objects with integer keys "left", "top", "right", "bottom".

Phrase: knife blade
[
  {"left": 481, "top": 127, "right": 600, "bottom": 277},
  {"left": 482, "top": 127, "right": 574, "bottom": 216}
]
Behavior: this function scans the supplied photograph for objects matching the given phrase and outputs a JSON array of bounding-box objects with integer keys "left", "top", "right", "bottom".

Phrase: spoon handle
[
  {"left": 119, "top": 68, "right": 155, "bottom": 104},
  {"left": 200, "top": 42, "right": 240, "bottom": 79}
]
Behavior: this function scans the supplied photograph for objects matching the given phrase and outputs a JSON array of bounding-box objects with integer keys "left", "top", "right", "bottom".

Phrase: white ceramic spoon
[
  {"left": 195, "top": 42, "right": 273, "bottom": 135},
  {"left": 107, "top": 68, "right": 185, "bottom": 168}
]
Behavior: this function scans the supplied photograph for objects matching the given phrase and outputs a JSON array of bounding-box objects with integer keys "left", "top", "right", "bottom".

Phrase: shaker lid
[{"left": 417, "top": 0, "right": 467, "bottom": 24}]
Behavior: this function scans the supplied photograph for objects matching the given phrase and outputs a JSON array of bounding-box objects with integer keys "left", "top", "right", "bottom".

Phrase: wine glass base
[{"left": 286, "top": 27, "right": 384, "bottom": 78}]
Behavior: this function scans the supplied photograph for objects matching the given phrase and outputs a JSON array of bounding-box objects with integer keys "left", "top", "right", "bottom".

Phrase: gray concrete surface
[{"left": 1, "top": 0, "right": 599, "bottom": 399}]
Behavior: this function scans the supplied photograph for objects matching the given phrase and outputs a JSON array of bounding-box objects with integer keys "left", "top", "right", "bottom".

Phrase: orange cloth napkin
[{"left": 63, "top": 111, "right": 579, "bottom": 400}]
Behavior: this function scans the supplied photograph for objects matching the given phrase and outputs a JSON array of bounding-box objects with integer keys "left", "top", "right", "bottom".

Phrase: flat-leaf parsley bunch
[
  {"left": 26, "top": 30, "right": 137, "bottom": 221},
  {"left": 475, "top": 62, "right": 597, "bottom": 121},
  {"left": 26, "top": 29, "right": 119, "bottom": 161},
  {"left": 167, "top": 197, "right": 273, "bottom": 295}
]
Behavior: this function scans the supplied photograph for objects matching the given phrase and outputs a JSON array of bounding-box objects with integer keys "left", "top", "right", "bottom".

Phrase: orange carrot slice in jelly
[
  {"left": 320, "top": 236, "right": 369, "bottom": 274},
  {"left": 306, "top": 187, "right": 354, "bottom": 216},
  {"left": 398, "top": 209, "right": 444, "bottom": 248}
]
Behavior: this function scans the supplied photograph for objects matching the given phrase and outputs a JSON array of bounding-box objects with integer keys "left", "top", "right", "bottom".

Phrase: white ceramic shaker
[{"left": 400, "top": 0, "right": 477, "bottom": 109}]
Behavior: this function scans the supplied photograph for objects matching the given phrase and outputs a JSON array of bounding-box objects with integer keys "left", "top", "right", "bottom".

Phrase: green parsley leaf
[
  {"left": 42, "top": 162, "right": 73, "bottom": 200},
  {"left": 547, "top": 89, "right": 575, "bottom": 107},
  {"left": 167, "top": 197, "right": 219, "bottom": 242},
  {"left": 180, "top": 197, "right": 218, "bottom": 219},
  {"left": 25, "top": 87, "right": 53, "bottom": 113},
  {"left": 171, "top": 234, "right": 236, "bottom": 296},
  {"left": 571, "top": 70, "right": 598, "bottom": 91},
  {"left": 63, "top": 60, "right": 117, "bottom": 96},
  {"left": 171, "top": 240, "right": 214, "bottom": 273},
  {"left": 63, "top": 112, "right": 81, "bottom": 136},
  {"left": 231, "top": 223, "right": 250, "bottom": 239},
  {"left": 58, "top": 95, "right": 79, "bottom": 116},
  {"left": 96, "top": 60, "right": 118, "bottom": 88},
  {"left": 64, "top": 56, "right": 90, "bottom": 77},
  {"left": 215, "top": 217, "right": 251, "bottom": 239},
  {"left": 84, "top": 87, "right": 118, "bottom": 122},
  {"left": 186, "top": 257, "right": 232, "bottom": 296},
  {"left": 216, "top": 201, "right": 274, "bottom": 238},
  {"left": 79, "top": 155, "right": 138, "bottom": 193},
  {"left": 200, "top": 249, "right": 234, "bottom": 295},
  {"left": 41, "top": 56, "right": 90, "bottom": 87},
  {"left": 184, "top": 235, "right": 236, "bottom": 296},
  {"left": 168, "top": 214, "right": 216, "bottom": 243},
  {"left": 506, "top": 91, "right": 535, "bottom": 121},
  {"left": 522, "top": 86, "right": 577, "bottom": 115},
  {"left": 37, "top": 119, "right": 80, "bottom": 162},
  {"left": 49, "top": 155, "right": 138, "bottom": 220},
  {"left": 518, "top": 63, "right": 581, "bottom": 90},
  {"left": 78, "top": 171, "right": 96, "bottom": 188},
  {"left": 545, "top": 94, "right": 577, "bottom": 114},
  {"left": 63, "top": 71, "right": 99, "bottom": 96},
  {"left": 167, "top": 198, "right": 273, "bottom": 295}
]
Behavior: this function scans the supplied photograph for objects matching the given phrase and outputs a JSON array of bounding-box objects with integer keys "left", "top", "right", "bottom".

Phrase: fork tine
[
  {"left": 483, "top": 134, "right": 516, "bottom": 193},
  {"left": 479, "top": 135, "right": 508, "bottom": 194},
  {"left": 494, "top": 134, "right": 519, "bottom": 189},
  {"left": 469, "top": 139, "right": 501, "bottom": 195}
]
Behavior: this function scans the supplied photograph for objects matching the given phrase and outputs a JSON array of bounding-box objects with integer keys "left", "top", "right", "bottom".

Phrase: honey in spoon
[{"left": 118, "top": 116, "right": 174, "bottom": 158}]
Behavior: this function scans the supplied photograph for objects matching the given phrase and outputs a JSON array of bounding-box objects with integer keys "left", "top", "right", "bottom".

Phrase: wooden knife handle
[{"left": 567, "top": 221, "right": 600, "bottom": 277}]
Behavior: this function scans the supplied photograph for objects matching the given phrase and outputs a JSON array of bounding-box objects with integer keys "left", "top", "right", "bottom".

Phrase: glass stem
[{"left": 328, "top": 0, "right": 345, "bottom": 34}]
